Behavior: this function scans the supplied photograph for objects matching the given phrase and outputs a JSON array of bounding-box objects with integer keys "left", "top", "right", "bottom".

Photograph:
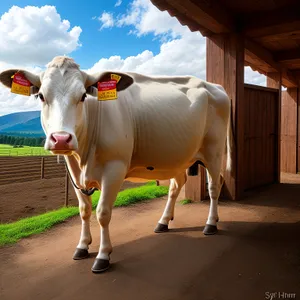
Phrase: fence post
[
  {"left": 41, "top": 157, "right": 45, "bottom": 179},
  {"left": 65, "top": 169, "right": 69, "bottom": 207}
]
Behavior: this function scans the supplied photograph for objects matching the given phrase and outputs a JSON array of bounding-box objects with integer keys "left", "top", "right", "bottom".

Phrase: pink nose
[{"left": 50, "top": 132, "right": 72, "bottom": 150}]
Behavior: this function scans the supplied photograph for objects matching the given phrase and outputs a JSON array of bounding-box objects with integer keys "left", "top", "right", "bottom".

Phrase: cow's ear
[
  {"left": 0, "top": 69, "right": 41, "bottom": 95},
  {"left": 84, "top": 71, "right": 134, "bottom": 93}
]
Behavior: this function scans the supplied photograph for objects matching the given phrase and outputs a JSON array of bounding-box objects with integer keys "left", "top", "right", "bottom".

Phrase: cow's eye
[
  {"left": 38, "top": 93, "right": 45, "bottom": 102},
  {"left": 81, "top": 93, "right": 87, "bottom": 102}
]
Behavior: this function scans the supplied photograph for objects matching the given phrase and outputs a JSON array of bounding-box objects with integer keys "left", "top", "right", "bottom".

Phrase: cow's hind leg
[
  {"left": 73, "top": 189, "right": 92, "bottom": 260},
  {"left": 154, "top": 172, "right": 187, "bottom": 233},
  {"left": 203, "top": 151, "right": 224, "bottom": 235}
]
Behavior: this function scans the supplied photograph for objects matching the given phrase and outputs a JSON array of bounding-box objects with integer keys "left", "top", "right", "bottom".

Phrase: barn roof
[{"left": 150, "top": 0, "right": 300, "bottom": 88}]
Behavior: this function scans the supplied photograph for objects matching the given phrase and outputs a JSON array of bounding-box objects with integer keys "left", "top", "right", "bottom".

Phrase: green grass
[
  {"left": 179, "top": 198, "right": 193, "bottom": 205},
  {"left": 0, "top": 181, "right": 169, "bottom": 246},
  {"left": 0, "top": 144, "right": 50, "bottom": 156}
]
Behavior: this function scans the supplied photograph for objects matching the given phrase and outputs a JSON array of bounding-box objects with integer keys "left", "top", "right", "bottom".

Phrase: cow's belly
[
  {"left": 125, "top": 166, "right": 191, "bottom": 181},
  {"left": 127, "top": 125, "right": 202, "bottom": 180}
]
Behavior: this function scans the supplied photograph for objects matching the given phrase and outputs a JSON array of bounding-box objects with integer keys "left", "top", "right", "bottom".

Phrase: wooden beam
[
  {"left": 165, "top": 7, "right": 213, "bottom": 36},
  {"left": 256, "top": 30, "right": 300, "bottom": 43},
  {"left": 245, "top": 39, "right": 280, "bottom": 72},
  {"left": 243, "top": 5, "right": 300, "bottom": 38},
  {"left": 274, "top": 48, "right": 300, "bottom": 62},
  {"left": 151, "top": 0, "right": 235, "bottom": 34},
  {"left": 245, "top": 39, "right": 298, "bottom": 88},
  {"left": 281, "top": 70, "right": 298, "bottom": 88}
]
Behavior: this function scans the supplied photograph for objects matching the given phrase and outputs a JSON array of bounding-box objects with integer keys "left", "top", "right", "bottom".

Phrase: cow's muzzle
[{"left": 48, "top": 131, "right": 77, "bottom": 154}]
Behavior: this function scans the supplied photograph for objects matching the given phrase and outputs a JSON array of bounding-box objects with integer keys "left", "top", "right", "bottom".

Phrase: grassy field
[
  {"left": 0, "top": 144, "right": 50, "bottom": 156},
  {"left": 0, "top": 181, "right": 170, "bottom": 246}
]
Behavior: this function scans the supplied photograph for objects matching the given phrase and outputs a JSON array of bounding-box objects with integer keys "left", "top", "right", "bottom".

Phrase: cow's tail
[{"left": 225, "top": 98, "right": 234, "bottom": 173}]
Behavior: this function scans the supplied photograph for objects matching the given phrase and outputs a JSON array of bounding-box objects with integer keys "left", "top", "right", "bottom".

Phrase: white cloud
[
  {"left": 0, "top": 5, "right": 82, "bottom": 66},
  {"left": 244, "top": 66, "right": 266, "bottom": 86},
  {"left": 115, "top": 0, "right": 122, "bottom": 7},
  {"left": 116, "top": 0, "right": 185, "bottom": 39},
  {"left": 89, "top": 0, "right": 265, "bottom": 87},
  {"left": 0, "top": 5, "right": 82, "bottom": 116},
  {"left": 98, "top": 12, "right": 114, "bottom": 30},
  {"left": 89, "top": 0, "right": 206, "bottom": 77},
  {"left": 87, "top": 33, "right": 206, "bottom": 79}
]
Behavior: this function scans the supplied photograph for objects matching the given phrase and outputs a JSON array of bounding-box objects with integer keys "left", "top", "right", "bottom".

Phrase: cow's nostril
[
  {"left": 50, "top": 134, "right": 57, "bottom": 143},
  {"left": 66, "top": 134, "right": 72, "bottom": 143}
]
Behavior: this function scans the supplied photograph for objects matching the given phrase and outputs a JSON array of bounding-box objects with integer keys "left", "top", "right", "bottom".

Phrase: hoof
[
  {"left": 91, "top": 258, "right": 110, "bottom": 273},
  {"left": 73, "top": 248, "right": 89, "bottom": 260},
  {"left": 203, "top": 224, "right": 218, "bottom": 235},
  {"left": 154, "top": 223, "right": 169, "bottom": 233}
]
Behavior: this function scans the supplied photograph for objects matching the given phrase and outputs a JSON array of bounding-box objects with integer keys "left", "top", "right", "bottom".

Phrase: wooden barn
[{"left": 150, "top": 0, "right": 300, "bottom": 200}]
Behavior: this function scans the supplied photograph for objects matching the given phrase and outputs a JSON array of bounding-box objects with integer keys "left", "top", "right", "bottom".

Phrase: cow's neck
[{"left": 76, "top": 100, "right": 99, "bottom": 170}]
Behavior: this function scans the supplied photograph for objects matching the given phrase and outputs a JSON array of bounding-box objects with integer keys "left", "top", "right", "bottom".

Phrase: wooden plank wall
[
  {"left": 281, "top": 89, "right": 298, "bottom": 173},
  {"left": 244, "top": 84, "right": 278, "bottom": 190}
]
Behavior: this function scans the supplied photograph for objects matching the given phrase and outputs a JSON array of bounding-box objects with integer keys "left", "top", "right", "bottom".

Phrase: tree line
[{"left": 0, "top": 135, "right": 45, "bottom": 147}]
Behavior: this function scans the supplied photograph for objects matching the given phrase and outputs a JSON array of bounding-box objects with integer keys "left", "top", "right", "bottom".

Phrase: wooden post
[
  {"left": 297, "top": 89, "right": 300, "bottom": 173},
  {"left": 205, "top": 33, "right": 245, "bottom": 200},
  {"left": 267, "top": 72, "right": 282, "bottom": 182},
  {"left": 41, "top": 157, "right": 45, "bottom": 179},
  {"left": 65, "top": 170, "right": 69, "bottom": 207},
  {"left": 185, "top": 165, "right": 206, "bottom": 201},
  {"left": 281, "top": 88, "right": 298, "bottom": 173}
]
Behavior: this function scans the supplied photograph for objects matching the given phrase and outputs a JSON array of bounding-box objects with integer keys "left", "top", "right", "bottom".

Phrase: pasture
[{"left": 0, "top": 144, "right": 50, "bottom": 156}]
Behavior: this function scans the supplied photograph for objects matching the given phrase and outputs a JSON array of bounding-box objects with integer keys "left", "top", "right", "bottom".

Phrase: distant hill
[{"left": 0, "top": 111, "right": 44, "bottom": 137}]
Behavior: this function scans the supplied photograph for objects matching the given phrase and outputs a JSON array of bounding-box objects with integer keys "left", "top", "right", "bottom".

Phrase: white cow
[{"left": 0, "top": 56, "right": 233, "bottom": 273}]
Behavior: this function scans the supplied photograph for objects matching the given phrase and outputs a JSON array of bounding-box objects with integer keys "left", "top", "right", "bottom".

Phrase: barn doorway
[{"left": 243, "top": 84, "right": 279, "bottom": 190}]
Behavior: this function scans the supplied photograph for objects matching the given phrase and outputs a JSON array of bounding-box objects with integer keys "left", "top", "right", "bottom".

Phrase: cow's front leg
[
  {"left": 91, "top": 161, "right": 127, "bottom": 273},
  {"left": 72, "top": 188, "right": 92, "bottom": 260}
]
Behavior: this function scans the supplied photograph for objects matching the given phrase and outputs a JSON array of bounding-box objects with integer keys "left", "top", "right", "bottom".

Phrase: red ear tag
[
  {"left": 11, "top": 72, "right": 31, "bottom": 96},
  {"left": 97, "top": 80, "right": 117, "bottom": 101}
]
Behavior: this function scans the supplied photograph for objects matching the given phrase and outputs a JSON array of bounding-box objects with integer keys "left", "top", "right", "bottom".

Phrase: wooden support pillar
[
  {"left": 205, "top": 33, "right": 245, "bottom": 200},
  {"left": 281, "top": 88, "right": 298, "bottom": 174},
  {"left": 267, "top": 72, "right": 282, "bottom": 182},
  {"left": 297, "top": 88, "right": 300, "bottom": 173},
  {"left": 185, "top": 165, "right": 207, "bottom": 201}
]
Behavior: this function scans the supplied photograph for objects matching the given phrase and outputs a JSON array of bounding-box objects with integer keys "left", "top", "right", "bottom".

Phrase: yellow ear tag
[
  {"left": 11, "top": 72, "right": 31, "bottom": 96},
  {"left": 111, "top": 74, "right": 121, "bottom": 83}
]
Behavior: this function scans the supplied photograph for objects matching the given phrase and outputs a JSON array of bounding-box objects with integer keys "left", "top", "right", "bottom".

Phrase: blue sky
[
  {"left": 0, "top": 0, "right": 265, "bottom": 115},
  {"left": 0, "top": 0, "right": 162, "bottom": 68}
]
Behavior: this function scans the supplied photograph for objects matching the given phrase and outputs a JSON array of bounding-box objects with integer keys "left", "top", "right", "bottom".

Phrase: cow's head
[{"left": 0, "top": 56, "right": 134, "bottom": 155}]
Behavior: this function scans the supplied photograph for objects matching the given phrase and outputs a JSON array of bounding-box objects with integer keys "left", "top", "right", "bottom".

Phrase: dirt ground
[
  {"left": 0, "top": 178, "right": 146, "bottom": 223},
  {"left": 0, "top": 173, "right": 300, "bottom": 300}
]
